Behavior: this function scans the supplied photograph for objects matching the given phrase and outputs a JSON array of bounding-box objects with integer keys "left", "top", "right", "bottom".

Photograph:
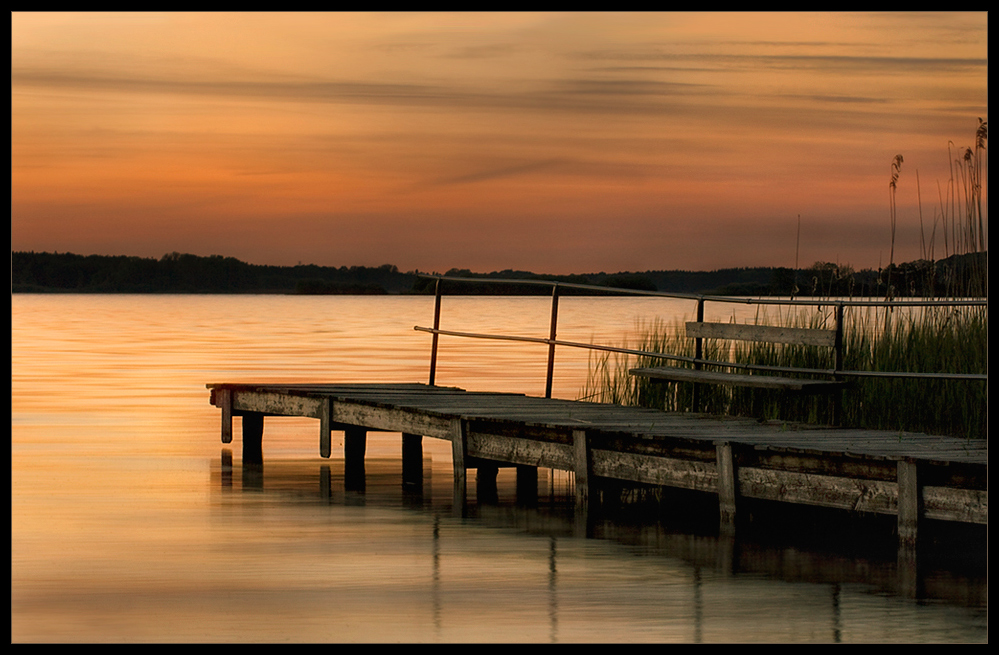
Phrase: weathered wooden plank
[
  {"left": 630, "top": 366, "right": 847, "bottom": 392},
  {"left": 232, "top": 390, "right": 325, "bottom": 418},
  {"left": 923, "top": 486, "right": 987, "bottom": 524},
  {"left": 686, "top": 321, "right": 837, "bottom": 347},
  {"left": 466, "top": 432, "right": 573, "bottom": 470},
  {"left": 737, "top": 467, "right": 898, "bottom": 515},
  {"left": 590, "top": 449, "right": 718, "bottom": 492},
  {"left": 330, "top": 401, "right": 452, "bottom": 439}
]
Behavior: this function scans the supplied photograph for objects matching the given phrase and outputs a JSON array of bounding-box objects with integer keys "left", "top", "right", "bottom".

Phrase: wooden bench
[{"left": 630, "top": 321, "right": 850, "bottom": 423}]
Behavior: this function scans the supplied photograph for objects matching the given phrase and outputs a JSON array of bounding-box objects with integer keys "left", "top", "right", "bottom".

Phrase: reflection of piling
[
  {"left": 221, "top": 449, "right": 233, "bottom": 489},
  {"left": 320, "top": 464, "right": 331, "bottom": 500}
]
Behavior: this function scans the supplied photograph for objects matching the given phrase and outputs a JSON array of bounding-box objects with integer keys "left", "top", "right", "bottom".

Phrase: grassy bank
[{"left": 581, "top": 302, "right": 987, "bottom": 439}]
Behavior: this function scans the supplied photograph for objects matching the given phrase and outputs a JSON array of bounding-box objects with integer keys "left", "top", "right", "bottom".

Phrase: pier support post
[
  {"left": 242, "top": 412, "right": 264, "bottom": 466},
  {"left": 573, "top": 430, "right": 594, "bottom": 538},
  {"left": 716, "top": 442, "right": 737, "bottom": 532},
  {"left": 402, "top": 433, "right": 423, "bottom": 489},
  {"left": 451, "top": 419, "right": 468, "bottom": 514},
  {"left": 897, "top": 459, "right": 920, "bottom": 546},
  {"left": 319, "top": 398, "right": 331, "bottom": 458},
  {"left": 573, "top": 430, "right": 592, "bottom": 511},
  {"left": 897, "top": 459, "right": 922, "bottom": 598},
  {"left": 476, "top": 462, "right": 499, "bottom": 504},
  {"left": 516, "top": 465, "right": 539, "bottom": 506},
  {"left": 219, "top": 388, "right": 233, "bottom": 444},
  {"left": 344, "top": 426, "right": 366, "bottom": 491}
]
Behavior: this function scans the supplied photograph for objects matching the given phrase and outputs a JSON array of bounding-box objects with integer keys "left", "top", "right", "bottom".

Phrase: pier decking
[{"left": 207, "top": 382, "right": 986, "bottom": 546}]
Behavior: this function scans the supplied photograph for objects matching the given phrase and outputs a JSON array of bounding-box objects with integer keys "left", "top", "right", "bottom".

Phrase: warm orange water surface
[{"left": 11, "top": 294, "right": 986, "bottom": 642}]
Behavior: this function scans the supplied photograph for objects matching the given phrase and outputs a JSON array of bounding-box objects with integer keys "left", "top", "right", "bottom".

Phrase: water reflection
[
  {"left": 211, "top": 442, "right": 986, "bottom": 643},
  {"left": 12, "top": 294, "right": 986, "bottom": 643}
]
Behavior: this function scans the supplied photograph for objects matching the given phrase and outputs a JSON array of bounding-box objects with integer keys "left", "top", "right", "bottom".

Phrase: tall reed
[{"left": 581, "top": 304, "right": 986, "bottom": 438}]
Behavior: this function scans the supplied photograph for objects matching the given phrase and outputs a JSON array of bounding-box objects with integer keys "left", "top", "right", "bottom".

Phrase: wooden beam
[
  {"left": 231, "top": 390, "right": 324, "bottom": 418},
  {"left": 686, "top": 321, "right": 837, "bottom": 347},
  {"left": 466, "top": 431, "right": 573, "bottom": 470},
  {"left": 332, "top": 401, "right": 452, "bottom": 439},
  {"left": 591, "top": 449, "right": 718, "bottom": 492},
  {"left": 630, "top": 367, "right": 848, "bottom": 392}
]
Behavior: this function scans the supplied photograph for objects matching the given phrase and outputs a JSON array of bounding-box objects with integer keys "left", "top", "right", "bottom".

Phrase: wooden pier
[{"left": 207, "top": 382, "right": 986, "bottom": 548}]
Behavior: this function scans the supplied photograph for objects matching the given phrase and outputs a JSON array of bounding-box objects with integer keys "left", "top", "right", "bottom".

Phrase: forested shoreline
[{"left": 10, "top": 250, "right": 986, "bottom": 297}]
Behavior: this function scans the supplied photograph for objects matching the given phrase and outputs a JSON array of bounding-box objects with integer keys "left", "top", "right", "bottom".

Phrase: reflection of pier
[
  {"left": 215, "top": 452, "right": 986, "bottom": 636},
  {"left": 207, "top": 382, "right": 986, "bottom": 561}
]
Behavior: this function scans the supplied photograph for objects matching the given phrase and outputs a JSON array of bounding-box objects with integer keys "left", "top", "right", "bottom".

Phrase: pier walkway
[{"left": 207, "top": 381, "right": 987, "bottom": 547}]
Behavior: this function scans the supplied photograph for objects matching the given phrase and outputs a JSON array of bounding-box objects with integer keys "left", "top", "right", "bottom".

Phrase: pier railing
[{"left": 413, "top": 275, "right": 987, "bottom": 399}]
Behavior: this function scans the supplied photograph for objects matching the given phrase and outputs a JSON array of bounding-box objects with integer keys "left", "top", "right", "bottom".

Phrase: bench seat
[{"left": 629, "top": 366, "right": 850, "bottom": 393}]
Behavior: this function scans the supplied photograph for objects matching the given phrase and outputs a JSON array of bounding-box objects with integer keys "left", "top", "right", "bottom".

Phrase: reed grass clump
[{"left": 581, "top": 304, "right": 986, "bottom": 439}]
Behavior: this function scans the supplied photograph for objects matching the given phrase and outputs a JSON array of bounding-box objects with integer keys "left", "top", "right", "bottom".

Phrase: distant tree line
[
  {"left": 11, "top": 250, "right": 986, "bottom": 297},
  {"left": 11, "top": 251, "right": 414, "bottom": 294}
]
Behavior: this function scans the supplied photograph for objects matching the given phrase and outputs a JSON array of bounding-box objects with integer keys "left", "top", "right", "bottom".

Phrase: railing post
[
  {"left": 832, "top": 302, "right": 845, "bottom": 425},
  {"left": 545, "top": 283, "right": 560, "bottom": 399},
  {"left": 429, "top": 277, "right": 442, "bottom": 386},
  {"left": 692, "top": 296, "right": 705, "bottom": 411}
]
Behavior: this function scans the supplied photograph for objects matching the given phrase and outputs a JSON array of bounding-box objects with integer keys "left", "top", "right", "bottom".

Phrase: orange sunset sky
[{"left": 11, "top": 12, "right": 988, "bottom": 274}]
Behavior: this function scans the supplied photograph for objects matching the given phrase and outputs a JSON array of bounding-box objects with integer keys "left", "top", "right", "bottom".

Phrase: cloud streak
[{"left": 11, "top": 12, "right": 988, "bottom": 274}]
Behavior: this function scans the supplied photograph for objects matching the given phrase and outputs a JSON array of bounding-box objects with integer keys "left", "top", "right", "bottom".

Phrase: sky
[{"left": 11, "top": 12, "right": 988, "bottom": 274}]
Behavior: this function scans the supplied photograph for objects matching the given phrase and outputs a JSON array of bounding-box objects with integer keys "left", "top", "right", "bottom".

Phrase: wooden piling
[
  {"left": 476, "top": 462, "right": 499, "bottom": 504},
  {"left": 715, "top": 442, "right": 737, "bottom": 531},
  {"left": 319, "top": 397, "right": 331, "bottom": 458},
  {"left": 573, "top": 430, "right": 591, "bottom": 511},
  {"left": 897, "top": 459, "right": 920, "bottom": 545},
  {"left": 402, "top": 433, "right": 423, "bottom": 488},
  {"left": 451, "top": 418, "right": 468, "bottom": 512},
  {"left": 344, "top": 426, "right": 366, "bottom": 491},
  {"left": 242, "top": 412, "right": 264, "bottom": 466},
  {"left": 219, "top": 388, "right": 233, "bottom": 444},
  {"left": 516, "top": 465, "right": 539, "bottom": 506}
]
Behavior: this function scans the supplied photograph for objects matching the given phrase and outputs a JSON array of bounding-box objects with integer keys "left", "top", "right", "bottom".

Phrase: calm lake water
[{"left": 11, "top": 294, "right": 987, "bottom": 643}]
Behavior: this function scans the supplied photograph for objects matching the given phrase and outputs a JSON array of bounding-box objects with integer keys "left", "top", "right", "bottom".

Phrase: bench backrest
[{"left": 685, "top": 322, "right": 837, "bottom": 348}]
